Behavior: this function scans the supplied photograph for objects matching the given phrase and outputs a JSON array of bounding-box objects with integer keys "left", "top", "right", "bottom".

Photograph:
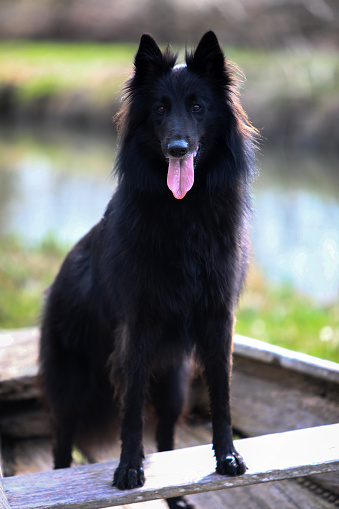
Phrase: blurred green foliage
[
  {"left": 0, "top": 235, "right": 66, "bottom": 328},
  {"left": 1, "top": 41, "right": 338, "bottom": 105},
  {"left": 237, "top": 267, "right": 339, "bottom": 363},
  {"left": 0, "top": 41, "right": 136, "bottom": 103}
]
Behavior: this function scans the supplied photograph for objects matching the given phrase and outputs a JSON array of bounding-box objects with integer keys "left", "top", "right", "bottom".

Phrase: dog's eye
[
  {"left": 156, "top": 106, "right": 165, "bottom": 114},
  {"left": 192, "top": 104, "right": 201, "bottom": 112}
]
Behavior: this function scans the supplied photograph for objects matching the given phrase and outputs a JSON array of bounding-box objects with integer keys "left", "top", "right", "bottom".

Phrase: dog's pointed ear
[
  {"left": 135, "top": 34, "right": 163, "bottom": 73},
  {"left": 134, "top": 34, "right": 175, "bottom": 77},
  {"left": 186, "top": 31, "right": 227, "bottom": 81}
]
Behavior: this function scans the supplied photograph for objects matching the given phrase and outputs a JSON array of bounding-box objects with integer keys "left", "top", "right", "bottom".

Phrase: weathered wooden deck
[
  {"left": 1, "top": 424, "right": 339, "bottom": 509},
  {"left": 1, "top": 329, "right": 339, "bottom": 508}
]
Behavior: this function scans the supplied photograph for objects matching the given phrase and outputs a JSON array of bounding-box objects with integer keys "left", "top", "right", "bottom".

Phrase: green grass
[
  {"left": 0, "top": 41, "right": 136, "bottom": 103},
  {"left": 0, "top": 235, "right": 68, "bottom": 328},
  {"left": 236, "top": 267, "right": 339, "bottom": 363},
  {"left": 1, "top": 41, "right": 338, "bottom": 107},
  {"left": 0, "top": 236, "right": 338, "bottom": 363}
]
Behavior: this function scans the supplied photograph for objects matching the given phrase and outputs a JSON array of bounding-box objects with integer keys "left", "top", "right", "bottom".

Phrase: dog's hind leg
[
  {"left": 150, "top": 365, "right": 187, "bottom": 451},
  {"left": 150, "top": 364, "right": 188, "bottom": 453},
  {"left": 150, "top": 364, "right": 196, "bottom": 509},
  {"left": 53, "top": 418, "right": 75, "bottom": 469}
]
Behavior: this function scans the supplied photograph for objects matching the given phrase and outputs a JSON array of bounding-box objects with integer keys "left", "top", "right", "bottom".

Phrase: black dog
[{"left": 39, "top": 31, "right": 257, "bottom": 508}]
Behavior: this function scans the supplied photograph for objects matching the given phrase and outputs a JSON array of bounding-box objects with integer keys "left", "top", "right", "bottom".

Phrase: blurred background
[{"left": 0, "top": 0, "right": 338, "bottom": 361}]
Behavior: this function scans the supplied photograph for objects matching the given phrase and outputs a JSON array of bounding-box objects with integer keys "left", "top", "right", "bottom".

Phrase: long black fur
[{"left": 39, "top": 31, "right": 257, "bottom": 509}]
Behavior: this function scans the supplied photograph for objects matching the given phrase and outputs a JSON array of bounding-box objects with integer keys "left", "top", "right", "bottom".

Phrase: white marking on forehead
[{"left": 173, "top": 63, "right": 187, "bottom": 72}]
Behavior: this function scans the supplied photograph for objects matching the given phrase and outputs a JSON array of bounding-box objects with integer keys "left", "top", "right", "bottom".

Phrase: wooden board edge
[
  {"left": 1, "top": 435, "right": 12, "bottom": 509},
  {"left": 234, "top": 334, "right": 339, "bottom": 384},
  {"left": 3, "top": 424, "right": 339, "bottom": 509}
]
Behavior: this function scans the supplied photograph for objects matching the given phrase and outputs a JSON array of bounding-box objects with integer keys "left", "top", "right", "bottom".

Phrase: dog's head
[{"left": 116, "top": 32, "right": 256, "bottom": 197}]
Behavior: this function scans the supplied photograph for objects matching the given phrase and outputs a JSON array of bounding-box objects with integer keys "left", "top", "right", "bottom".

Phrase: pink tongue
[{"left": 167, "top": 154, "right": 194, "bottom": 199}]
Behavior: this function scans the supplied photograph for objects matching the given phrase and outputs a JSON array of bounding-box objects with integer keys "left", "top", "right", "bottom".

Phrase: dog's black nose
[{"left": 167, "top": 140, "right": 189, "bottom": 158}]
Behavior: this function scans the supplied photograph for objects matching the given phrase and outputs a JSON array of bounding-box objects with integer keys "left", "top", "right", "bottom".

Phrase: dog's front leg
[
  {"left": 199, "top": 317, "right": 247, "bottom": 477},
  {"left": 112, "top": 340, "right": 148, "bottom": 490}
]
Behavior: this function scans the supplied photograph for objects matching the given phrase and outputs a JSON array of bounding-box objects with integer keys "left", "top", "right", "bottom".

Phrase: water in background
[{"left": 1, "top": 128, "right": 338, "bottom": 304}]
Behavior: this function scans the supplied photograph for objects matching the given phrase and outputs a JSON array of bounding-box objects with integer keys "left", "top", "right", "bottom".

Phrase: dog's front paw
[
  {"left": 216, "top": 452, "right": 247, "bottom": 476},
  {"left": 112, "top": 464, "right": 145, "bottom": 490}
]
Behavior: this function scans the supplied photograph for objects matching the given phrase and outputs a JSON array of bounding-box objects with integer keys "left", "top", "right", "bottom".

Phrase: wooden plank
[
  {"left": 0, "top": 436, "right": 11, "bottom": 509},
  {"left": 233, "top": 334, "right": 339, "bottom": 384},
  {"left": 5, "top": 437, "right": 338, "bottom": 509},
  {"left": 187, "top": 478, "right": 339, "bottom": 509},
  {"left": 0, "top": 329, "right": 40, "bottom": 401},
  {"left": 2, "top": 424, "right": 339, "bottom": 509},
  {"left": 0, "top": 406, "right": 51, "bottom": 438},
  {"left": 0, "top": 483, "right": 11, "bottom": 509},
  {"left": 230, "top": 355, "right": 339, "bottom": 437}
]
